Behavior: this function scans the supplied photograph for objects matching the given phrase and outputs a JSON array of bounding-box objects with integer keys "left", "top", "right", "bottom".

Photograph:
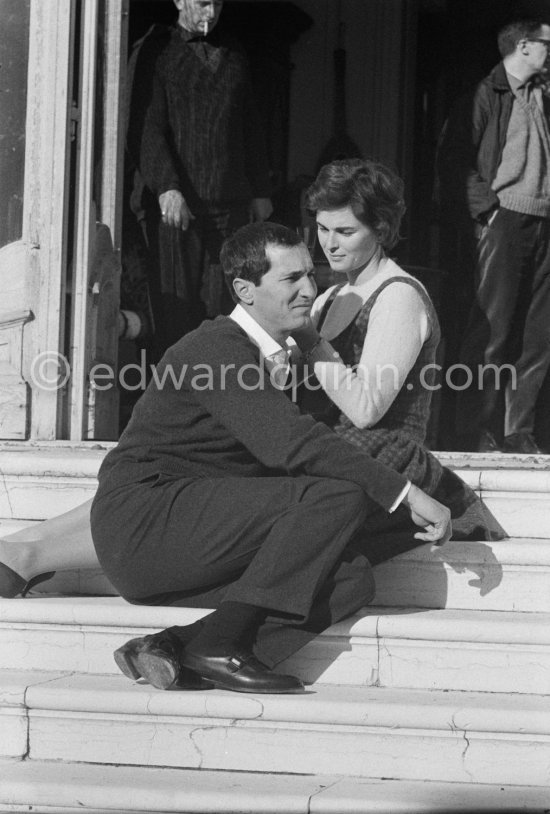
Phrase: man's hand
[
  {"left": 250, "top": 197, "right": 273, "bottom": 222},
  {"left": 159, "top": 190, "right": 195, "bottom": 230},
  {"left": 402, "top": 483, "right": 452, "bottom": 545}
]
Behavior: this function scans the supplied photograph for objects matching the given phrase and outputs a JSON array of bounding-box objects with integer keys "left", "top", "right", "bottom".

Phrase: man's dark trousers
[
  {"left": 92, "top": 473, "right": 414, "bottom": 668},
  {"left": 457, "top": 207, "right": 550, "bottom": 442},
  {"left": 145, "top": 204, "right": 250, "bottom": 353}
]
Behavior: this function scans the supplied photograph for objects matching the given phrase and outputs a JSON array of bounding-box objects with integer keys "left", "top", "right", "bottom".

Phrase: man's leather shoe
[
  {"left": 114, "top": 630, "right": 210, "bottom": 690},
  {"left": 114, "top": 635, "right": 152, "bottom": 680},
  {"left": 477, "top": 430, "right": 501, "bottom": 453},
  {"left": 502, "top": 432, "right": 542, "bottom": 454},
  {"left": 181, "top": 649, "right": 305, "bottom": 694}
]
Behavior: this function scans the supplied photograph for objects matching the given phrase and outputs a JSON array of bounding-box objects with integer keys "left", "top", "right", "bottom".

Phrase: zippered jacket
[{"left": 436, "top": 62, "right": 550, "bottom": 223}]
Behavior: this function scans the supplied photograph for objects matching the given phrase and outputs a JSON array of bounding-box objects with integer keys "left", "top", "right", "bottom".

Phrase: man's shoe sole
[
  {"left": 114, "top": 639, "right": 210, "bottom": 690},
  {"left": 135, "top": 650, "right": 180, "bottom": 689},
  {"left": 113, "top": 638, "right": 147, "bottom": 681}
]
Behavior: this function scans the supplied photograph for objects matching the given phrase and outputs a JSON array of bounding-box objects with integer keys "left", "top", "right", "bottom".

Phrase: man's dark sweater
[
  {"left": 97, "top": 318, "right": 406, "bottom": 512},
  {"left": 127, "top": 24, "right": 271, "bottom": 214}
]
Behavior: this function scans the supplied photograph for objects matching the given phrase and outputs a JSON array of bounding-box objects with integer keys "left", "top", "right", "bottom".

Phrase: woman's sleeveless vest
[{"left": 309, "top": 275, "right": 443, "bottom": 493}]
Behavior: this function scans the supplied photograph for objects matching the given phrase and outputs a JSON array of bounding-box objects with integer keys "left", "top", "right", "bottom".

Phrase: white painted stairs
[{"left": 0, "top": 443, "right": 549, "bottom": 812}]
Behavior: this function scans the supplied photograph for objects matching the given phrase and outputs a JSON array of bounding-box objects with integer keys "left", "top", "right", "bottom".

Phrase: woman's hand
[
  {"left": 291, "top": 318, "right": 321, "bottom": 351},
  {"left": 402, "top": 483, "right": 452, "bottom": 545}
]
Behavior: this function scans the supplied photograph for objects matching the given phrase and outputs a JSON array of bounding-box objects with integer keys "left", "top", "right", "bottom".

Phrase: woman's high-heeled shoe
[{"left": 0, "top": 562, "right": 55, "bottom": 598}]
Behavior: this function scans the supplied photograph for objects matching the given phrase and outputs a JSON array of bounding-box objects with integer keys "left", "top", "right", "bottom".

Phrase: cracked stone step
[
  {"left": 1, "top": 445, "right": 549, "bottom": 536},
  {"left": 1, "top": 670, "right": 548, "bottom": 788},
  {"left": 277, "top": 606, "right": 550, "bottom": 692},
  {"left": 3, "top": 535, "right": 549, "bottom": 612},
  {"left": 1, "top": 759, "right": 549, "bottom": 813},
  {"left": 1, "top": 598, "right": 549, "bottom": 694},
  {"left": 372, "top": 537, "right": 550, "bottom": 612}
]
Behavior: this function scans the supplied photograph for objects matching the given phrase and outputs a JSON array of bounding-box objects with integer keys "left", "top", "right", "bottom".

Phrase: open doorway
[
  {"left": 408, "top": 0, "right": 550, "bottom": 450},
  {"left": 117, "top": 0, "right": 312, "bottom": 431}
]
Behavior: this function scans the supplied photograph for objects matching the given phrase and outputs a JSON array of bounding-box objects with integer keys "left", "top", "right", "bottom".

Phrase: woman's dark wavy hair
[
  {"left": 221, "top": 221, "right": 303, "bottom": 303},
  {"left": 305, "top": 158, "right": 406, "bottom": 250}
]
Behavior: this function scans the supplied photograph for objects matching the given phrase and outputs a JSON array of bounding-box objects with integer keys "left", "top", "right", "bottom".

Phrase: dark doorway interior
[
  {"left": 118, "top": 0, "right": 312, "bottom": 432},
  {"left": 117, "top": 0, "right": 550, "bottom": 449},
  {"left": 409, "top": 0, "right": 550, "bottom": 449}
]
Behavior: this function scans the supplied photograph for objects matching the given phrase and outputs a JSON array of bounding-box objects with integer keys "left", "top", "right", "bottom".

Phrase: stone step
[
  {"left": 1, "top": 598, "right": 549, "bottom": 694},
  {"left": 5, "top": 535, "right": 549, "bottom": 611},
  {"left": 0, "top": 444, "right": 549, "bottom": 536},
  {"left": 0, "top": 443, "right": 104, "bottom": 521},
  {"left": 1, "top": 669, "right": 548, "bottom": 787},
  {"left": 2, "top": 445, "right": 547, "bottom": 810},
  {"left": 437, "top": 452, "right": 550, "bottom": 538},
  {"left": 1, "top": 759, "right": 548, "bottom": 813},
  {"left": 372, "top": 536, "right": 550, "bottom": 612}
]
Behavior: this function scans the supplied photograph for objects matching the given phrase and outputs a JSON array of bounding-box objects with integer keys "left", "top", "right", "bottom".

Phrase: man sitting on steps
[{"left": 90, "top": 222, "right": 451, "bottom": 695}]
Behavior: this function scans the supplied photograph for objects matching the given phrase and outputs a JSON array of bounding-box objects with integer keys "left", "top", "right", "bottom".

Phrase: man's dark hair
[
  {"left": 497, "top": 19, "right": 546, "bottom": 57},
  {"left": 305, "top": 158, "right": 406, "bottom": 250},
  {"left": 221, "top": 222, "right": 303, "bottom": 303}
]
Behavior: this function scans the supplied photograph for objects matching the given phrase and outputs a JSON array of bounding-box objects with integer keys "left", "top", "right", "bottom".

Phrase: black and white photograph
[{"left": 0, "top": 0, "right": 549, "bottom": 811}]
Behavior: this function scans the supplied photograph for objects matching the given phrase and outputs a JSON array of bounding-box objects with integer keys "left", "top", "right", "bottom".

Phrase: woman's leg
[{"left": 0, "top": 498, "right": 100, "bottom": 582}]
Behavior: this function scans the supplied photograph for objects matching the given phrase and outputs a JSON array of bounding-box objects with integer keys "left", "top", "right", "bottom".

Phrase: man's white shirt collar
[
  {"left": 230, "top": 305, "right": 296, "bottom": 388},
  {"left": 229, "top": 304, "right": 293, "bottom": 360}
]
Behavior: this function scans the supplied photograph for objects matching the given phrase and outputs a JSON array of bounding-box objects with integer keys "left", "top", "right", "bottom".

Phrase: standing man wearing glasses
[{"left": 438, "top": 19, "right": 550, "bottom": 454}]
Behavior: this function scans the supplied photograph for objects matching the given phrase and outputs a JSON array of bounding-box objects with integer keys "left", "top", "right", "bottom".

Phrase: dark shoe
[
  {"left": 113, "top": 631, "right": 209, "bottom": 690},
  {"left": 181, "top": 649, "right": 305, "bottom": 694},
  {"left": 0, "top": 562, "right": 55, "bottom": 598},
  {"left": 502, "top": 432, "right": 542, "bottom": 454},
  {"left": 113, "top": 622, "right": 205, "bottom": 680},
  {"left": 477, "top": 430, "right": 502, "bottom": 453},
  {"left": 113, "top": 635, "right": 155, "bottom": 681}
]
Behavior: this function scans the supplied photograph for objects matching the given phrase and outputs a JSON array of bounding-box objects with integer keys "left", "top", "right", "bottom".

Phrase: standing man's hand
[
  {"left": 250, "top": 197, "right": 273, "bottom": 222},
  {"left": 159, "top": 190, "right": 195, "bottom": 230},
  {"left": 402, "top": 483, "right": 452, "bottom": 545}
]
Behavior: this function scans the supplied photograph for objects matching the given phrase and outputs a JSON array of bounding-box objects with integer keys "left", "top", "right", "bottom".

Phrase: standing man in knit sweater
[
  {"left": 437, "top": 19, "right": 550, "bottom": 454},
  {"left": 127, "top": 0, "right": 273, "bottom": 355}
]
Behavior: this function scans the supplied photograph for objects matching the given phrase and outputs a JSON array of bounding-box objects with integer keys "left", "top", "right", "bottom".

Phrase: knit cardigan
[{"left": 127, "top": 25, "right": 272, "bottom": 213}]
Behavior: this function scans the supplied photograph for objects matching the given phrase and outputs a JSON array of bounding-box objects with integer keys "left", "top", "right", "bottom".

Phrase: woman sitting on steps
[{"left": 0, "top": 159, "right": 506, "bottom": 599}]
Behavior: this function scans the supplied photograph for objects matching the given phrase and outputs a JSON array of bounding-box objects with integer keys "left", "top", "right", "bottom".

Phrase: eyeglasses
[{"left": 527, "top": 38, "right": 550, "bottom": 49}]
